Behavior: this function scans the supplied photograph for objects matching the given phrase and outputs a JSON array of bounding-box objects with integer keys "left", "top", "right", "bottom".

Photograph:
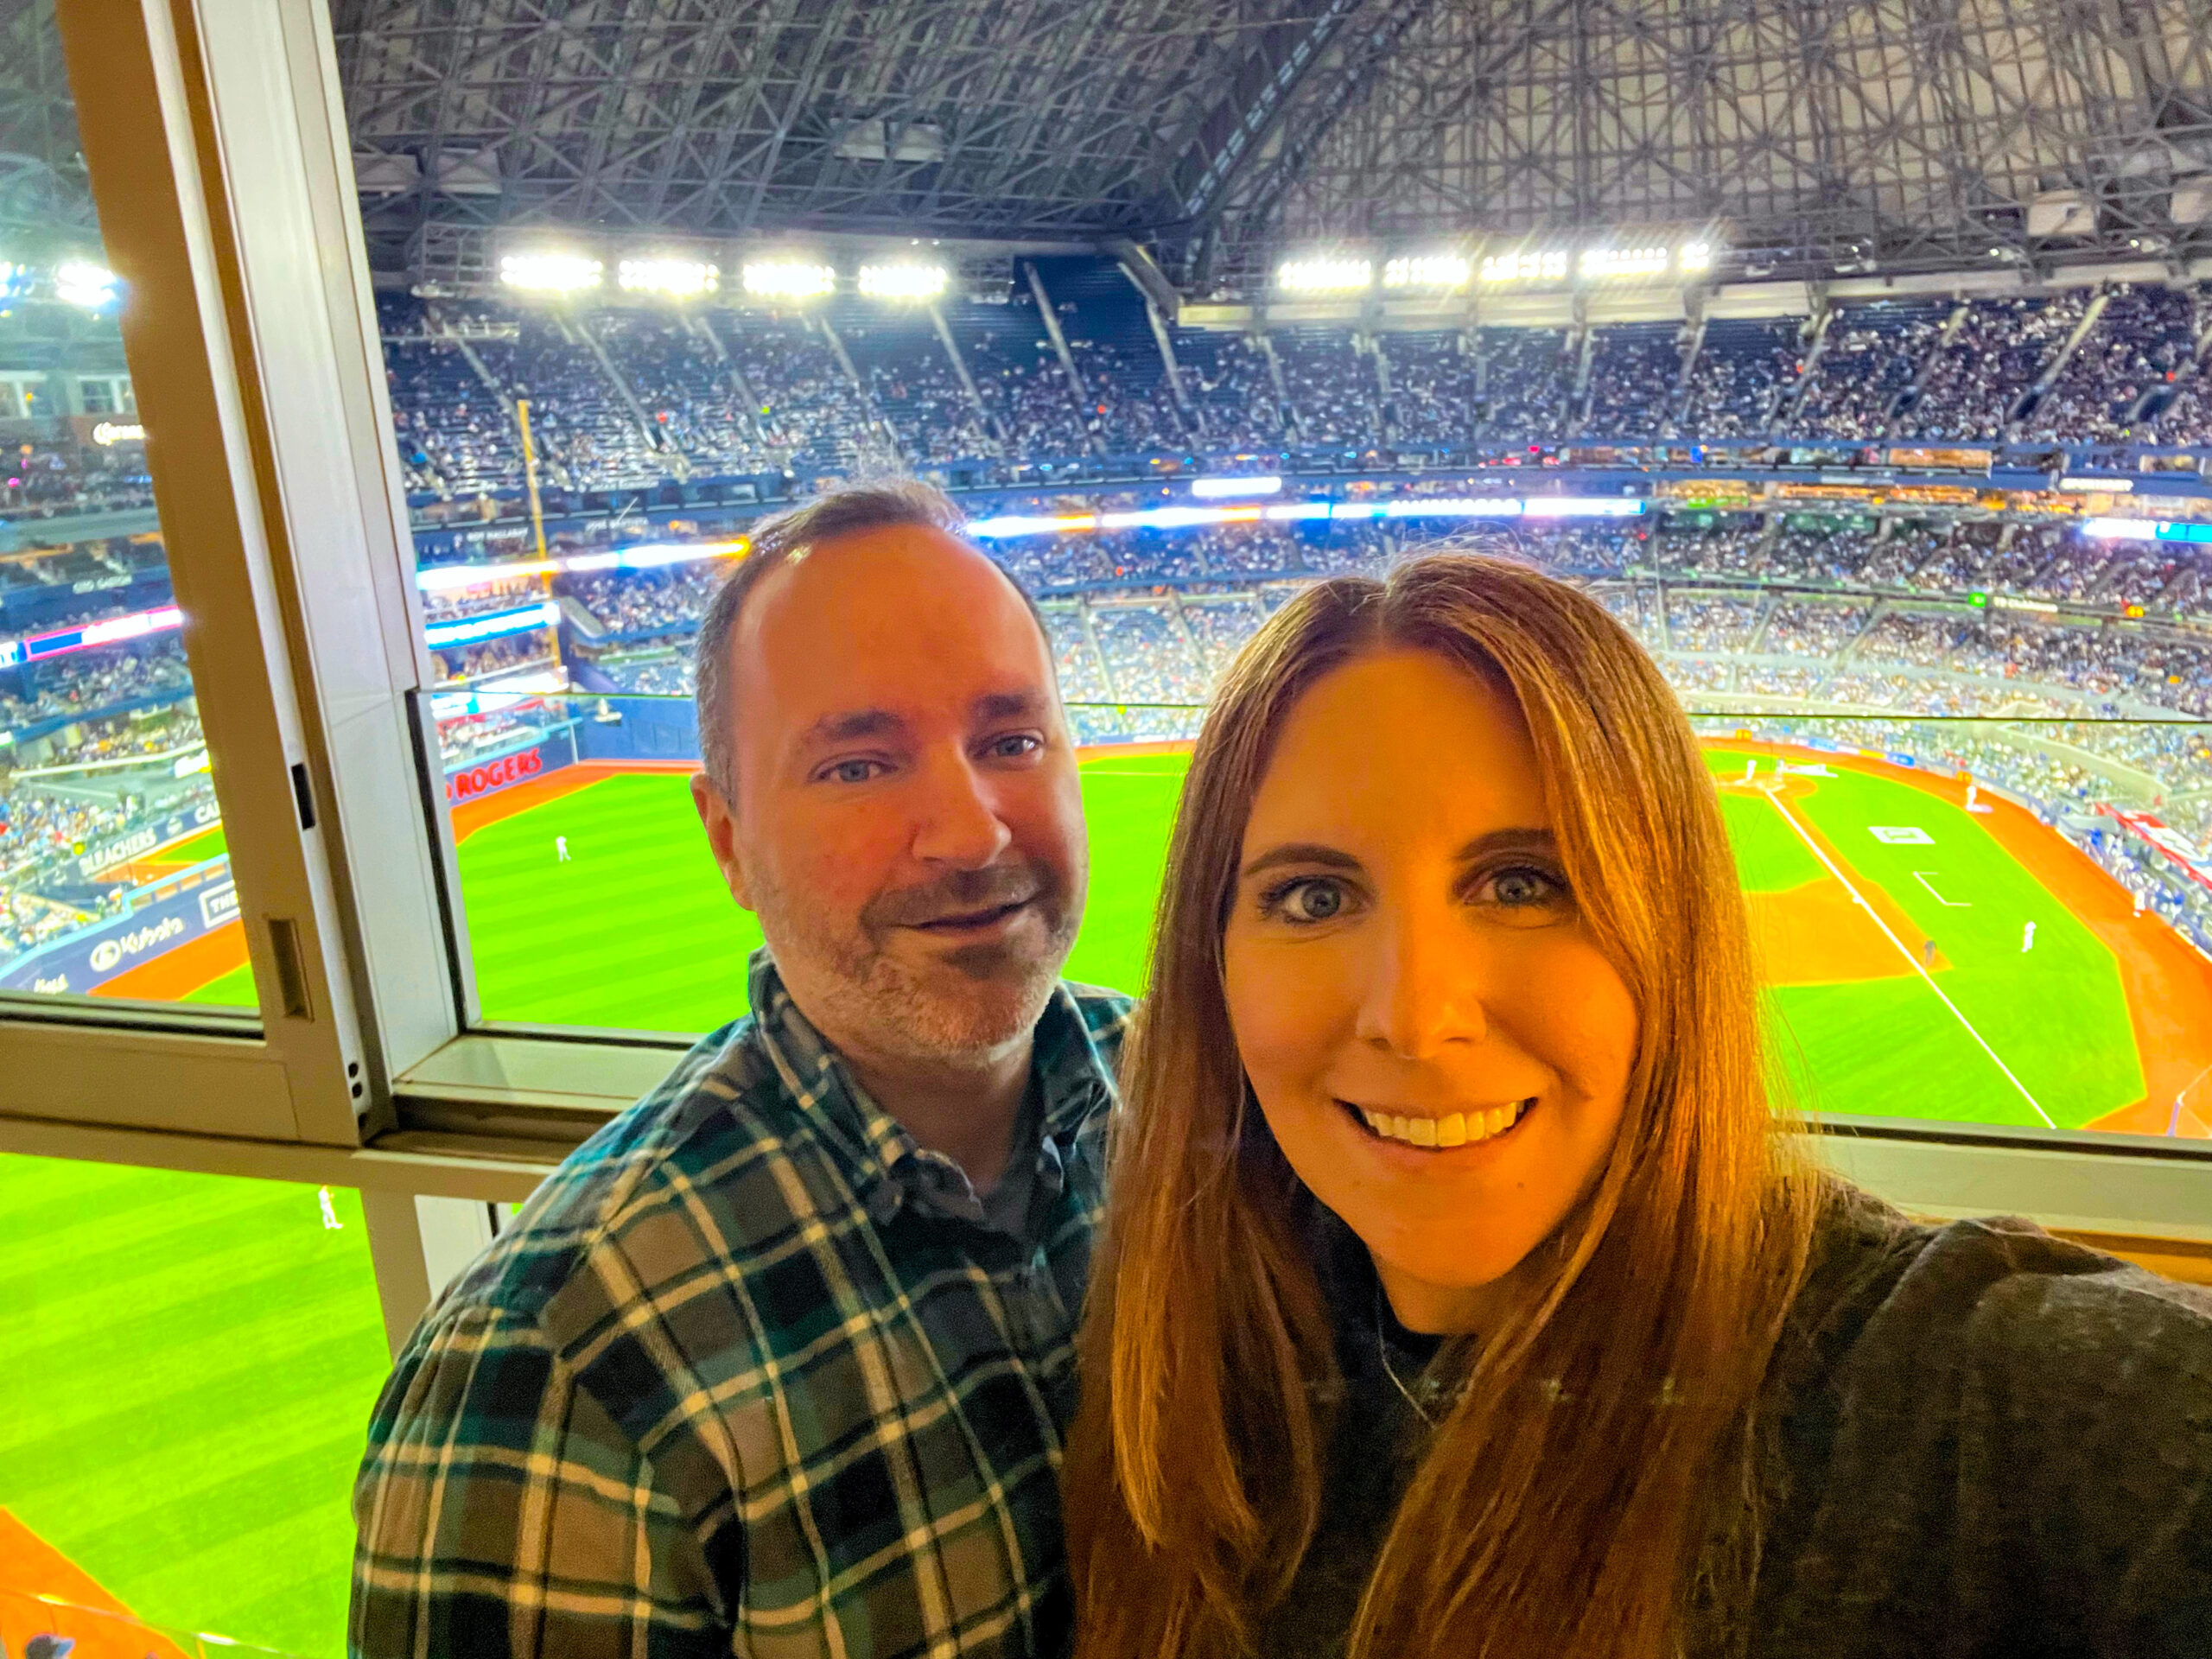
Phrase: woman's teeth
[{"left": 1354, "top": 1099, "right": 1530, "bottom": 1148}]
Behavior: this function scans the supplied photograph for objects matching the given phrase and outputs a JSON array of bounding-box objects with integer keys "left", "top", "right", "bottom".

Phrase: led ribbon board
[
  {"left": 422, "top": 601, "right": 561, "bottom": 648},
  {"left": 0, "top": 604, "right": 184, "bottom": 666}
]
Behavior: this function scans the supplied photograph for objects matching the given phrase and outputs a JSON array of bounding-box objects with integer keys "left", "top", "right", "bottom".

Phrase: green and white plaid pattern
[{"left": 350, "top": 950, "right": 1130, "bottom": 1659}]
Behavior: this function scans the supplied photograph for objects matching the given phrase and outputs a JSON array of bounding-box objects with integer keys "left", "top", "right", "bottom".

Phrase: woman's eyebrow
[
  {"left": 1453, "top": 827, "right": 1559, "bottom": 860},
  {"left": 1239, "top": 842, "right": 1364, "bottom": 880}
]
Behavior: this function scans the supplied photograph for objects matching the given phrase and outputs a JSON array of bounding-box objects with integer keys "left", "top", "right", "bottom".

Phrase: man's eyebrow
[
  {"left": 972, "top": 689, "right": 1050, "bottom": 723},
  {"left": 1240, "top": 842, "right": 1365, "bottom": 880},
  {"left": 800, "top": 708, "right": 905, "bottom": 746}
]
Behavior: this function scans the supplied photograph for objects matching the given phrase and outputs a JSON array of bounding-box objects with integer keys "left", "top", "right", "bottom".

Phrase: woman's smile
[{"left": 1338, "top": 1094, "right": 1534, "bottom": 1149}]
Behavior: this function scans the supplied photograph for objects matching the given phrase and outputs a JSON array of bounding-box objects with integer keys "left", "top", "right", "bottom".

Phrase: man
[{"left": 351, "top": 481, "right": 1129, "bottom": 1659}]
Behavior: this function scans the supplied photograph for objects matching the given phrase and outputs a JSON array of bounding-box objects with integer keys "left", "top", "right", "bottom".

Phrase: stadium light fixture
[
  {"left": 1382, "top": 253, "right": 1471, "bottom": 290},
  {"left": 1276, "top": 257, "right": 1372, "bottom": 293},
  {"left": 1580, "top": 245, "right": 1672, "bottom": 280},
  {"left": 618, "top": 257, "right": 720, "bottom": 298},
  {"left": 499, "top": 251, "right": 604, "bottom": 293},
  {"left": 54, "top": 260, "right": 118, "bottom": 308},
  {"left": 741, "top": 260, "right": 837, "bottom": 300},
  {"left": 1191, "top": 475, "right": 1282, "bottom": 498},
  {"left": 1678, "top": 241, "right": 1714, "bottom": 275},
  {"left": 1478, "top": 250, "right": 1567, "bottom": 284},
  {"left": 858, "top": 263, "right": 949, "bottom": 301}
]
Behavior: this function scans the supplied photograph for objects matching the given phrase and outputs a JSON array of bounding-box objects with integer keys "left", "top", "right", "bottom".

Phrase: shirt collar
[{"left": 745, "top": 947, "right": 1113, "bottom": 1214}]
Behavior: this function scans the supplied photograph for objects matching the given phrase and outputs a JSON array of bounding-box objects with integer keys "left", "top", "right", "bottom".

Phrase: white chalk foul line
[
  {"left": 1758, "top": 782, "right": 2054, "bottom": 1127},
  {"left": 1911, "top": 871, "right": 1971, "bottom": 907}
]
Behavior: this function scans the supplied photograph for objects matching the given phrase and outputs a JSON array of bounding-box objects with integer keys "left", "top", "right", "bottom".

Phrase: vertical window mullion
[{"left": 53, "top": 0, "right": 385, "bottom": 1140}]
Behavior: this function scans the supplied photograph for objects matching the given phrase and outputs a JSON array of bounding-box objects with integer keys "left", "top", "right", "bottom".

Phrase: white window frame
[{"left": 0, "top": 0, "right": 2206, "bottom": 1358}]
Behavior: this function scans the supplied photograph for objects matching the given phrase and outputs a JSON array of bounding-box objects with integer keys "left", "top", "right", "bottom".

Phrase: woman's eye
[
  {"left": 1269, "top": 878, "right": 1348, "bottom": 924},
  {"left": 1480, "top": 865, "right": 1569, "bottom": 915}
]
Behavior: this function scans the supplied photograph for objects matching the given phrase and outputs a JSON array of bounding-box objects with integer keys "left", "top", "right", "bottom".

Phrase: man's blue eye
[{"left": 832, "top": 760, "right": 877, "bottom": 784}]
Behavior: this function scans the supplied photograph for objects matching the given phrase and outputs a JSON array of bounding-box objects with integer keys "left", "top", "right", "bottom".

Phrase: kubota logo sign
[
  {"left": 447, "top": 747, "right": 543, "bottom": 804},
  {"left": 87, "top": 915, "right": 187, "bottom": 974}
]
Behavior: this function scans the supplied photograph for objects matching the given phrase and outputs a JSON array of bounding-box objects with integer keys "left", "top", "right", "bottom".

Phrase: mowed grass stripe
[
  {"left": 0, "top": 1158, "right": 388, "bottom": 1658},
  {"left": 184, "top": 962, "right": 256, "bottom": 1006},
  {"left": 1770, "top": 976, "right": 2064, "bottom": 1126},
  {"left": 1, "top": 1228, "right": 386, "bottom": 1448}
]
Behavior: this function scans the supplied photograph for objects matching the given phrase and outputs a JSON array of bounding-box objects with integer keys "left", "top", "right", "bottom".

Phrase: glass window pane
[
  {"left": 357, "top": 226, "right": 2210, "bottom": 1152},
  {"left": 0, "top": 5, "right": 250, "bottom": 1012},
  {"left": 406, "top": 494, "right": 2212, "bottom": 1149},
  {"left": 0, "top": 1152, "right": 390, "bottom": 1656}
]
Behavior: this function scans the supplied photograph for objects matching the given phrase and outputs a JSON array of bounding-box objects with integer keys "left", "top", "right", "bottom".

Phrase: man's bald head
[{"left": 692, "top": 480, "right": 1052, "bottom": 803}]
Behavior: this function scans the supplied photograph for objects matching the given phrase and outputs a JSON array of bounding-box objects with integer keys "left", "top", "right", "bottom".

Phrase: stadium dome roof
[{"left": 6, "top": 0, "right": 2212, "bottom": 287}]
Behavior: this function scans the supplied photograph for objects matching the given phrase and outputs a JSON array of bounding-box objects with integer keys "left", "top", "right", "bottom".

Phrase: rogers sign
[{"left": 447, "top": 745, "right": 543, "bottom": 804}]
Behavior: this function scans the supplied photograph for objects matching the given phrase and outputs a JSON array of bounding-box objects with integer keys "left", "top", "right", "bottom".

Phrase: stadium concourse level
[{"left": 365, "top": 271, "right": 2212, "bottom": 505}]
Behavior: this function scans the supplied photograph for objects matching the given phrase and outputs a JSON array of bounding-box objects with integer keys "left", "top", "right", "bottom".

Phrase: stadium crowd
[{"left": 23, "top": 268, "right": 2212, "bottom": 980}]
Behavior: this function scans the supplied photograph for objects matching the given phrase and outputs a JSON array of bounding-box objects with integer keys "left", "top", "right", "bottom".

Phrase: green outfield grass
[
  {"left": 185, "top": 961, "right": 257, "bottom": 1007},
  {"left": 0, "top": 1153, "right": 390, "bottom": 1657},
  {"left": 165, "top": 826, "right": 230, "bottom": 862}
]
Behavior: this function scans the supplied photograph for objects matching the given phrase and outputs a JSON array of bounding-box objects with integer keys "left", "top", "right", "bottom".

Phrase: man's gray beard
[{"left": 750, "top": 862, "right": 1079, "bottom": 1063}]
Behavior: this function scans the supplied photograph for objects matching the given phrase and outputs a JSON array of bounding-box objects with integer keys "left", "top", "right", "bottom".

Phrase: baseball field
[{"left": 16, "top": 734, "right": 2210, "bottom": 1656}]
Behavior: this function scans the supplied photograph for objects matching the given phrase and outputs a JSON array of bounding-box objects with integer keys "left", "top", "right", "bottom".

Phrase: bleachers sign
[{"left": 75, "top": 798, "right": 222, "bottom": 879}]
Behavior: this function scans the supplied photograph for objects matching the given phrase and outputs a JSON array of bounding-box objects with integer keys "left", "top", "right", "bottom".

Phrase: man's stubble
[{"left": 747, "top": 855, "right": 1085, "bottom": 1063}]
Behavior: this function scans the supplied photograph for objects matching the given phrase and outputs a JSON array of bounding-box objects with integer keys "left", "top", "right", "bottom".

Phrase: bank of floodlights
[
  {"left": 54, "top": 260, "right": 118, "bottom": 309},
  {"left": 742, "top": 260, "right": 837, "bottom": 300},
  {"left": 1277, "top": 257, "right": 1373, "bottom": 293},
  {"left": 499, "top": 251, "right": 604, "bottom": 293},
  {"left": 1479, "top": 250, "right": 1568, "bottom": 284},
  {"left": 1580, "top": 245, "right": 1672, "bottom": 279},
  {"left": 619, "top": 257, "right": 720, "bottom": 298},
  {"left": 1382, "top": 253, "right": 1471, "bottom": 289},
  {"left": 1679, "top": 241, "right": 1713, "bottom": 275},
  {"left": 857, "top": 263, "right": 949, "bottom": 301}
]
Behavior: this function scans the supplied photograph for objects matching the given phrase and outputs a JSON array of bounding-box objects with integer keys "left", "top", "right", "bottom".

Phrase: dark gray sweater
[{"left": 1259, "top": 1182, "right": 2212, "bottom": 1657}]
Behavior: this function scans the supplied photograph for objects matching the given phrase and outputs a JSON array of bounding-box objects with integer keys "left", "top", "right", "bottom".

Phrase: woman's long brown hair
[{"left": 1063, "top": 553, "right": 1824, "bottom": 1659}]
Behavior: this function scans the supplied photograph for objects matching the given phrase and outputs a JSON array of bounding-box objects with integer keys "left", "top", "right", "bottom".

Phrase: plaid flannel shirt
[{"left": 350, "top": 950, "right": 1131, "bottom": 1659}]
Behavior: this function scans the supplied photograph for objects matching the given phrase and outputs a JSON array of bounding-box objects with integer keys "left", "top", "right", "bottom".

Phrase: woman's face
[{"left": 1223, "top": 647, "right": 1640, "bottom": 1334}]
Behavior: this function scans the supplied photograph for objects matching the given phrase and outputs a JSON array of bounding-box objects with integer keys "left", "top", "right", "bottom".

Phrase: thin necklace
[{"left": 1373, "top": 1277, "right": 1437, "bottom": 1428}]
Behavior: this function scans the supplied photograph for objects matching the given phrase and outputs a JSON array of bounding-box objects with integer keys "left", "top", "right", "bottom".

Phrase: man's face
[{"left": 692, "top": 525, "right": 1088, "bottom": 1066}]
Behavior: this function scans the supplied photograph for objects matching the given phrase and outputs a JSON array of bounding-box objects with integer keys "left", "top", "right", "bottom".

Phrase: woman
[{"left": 1063, "top": 553, "right": 2211, "bottom": 1659}]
